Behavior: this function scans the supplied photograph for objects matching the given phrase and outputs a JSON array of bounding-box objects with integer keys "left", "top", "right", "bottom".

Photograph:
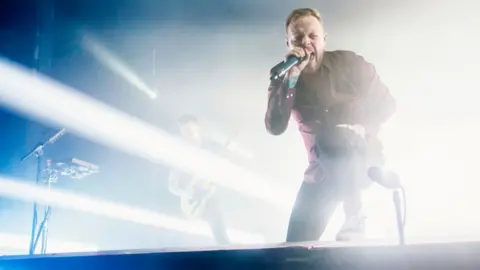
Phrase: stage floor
[{"left": 1, "top": 240, "right": 480, "bottom": 269}]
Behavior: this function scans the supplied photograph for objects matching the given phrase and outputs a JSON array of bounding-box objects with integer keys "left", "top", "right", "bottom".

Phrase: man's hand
[
  {"left": 336, "top": 124, "right": 366, "bottom": 139},
  {"left": 286, "top": 47, "right": 312, "bottom": 75},
  {"left": 182, "top": 187, "right": 195, "bottom": 200}
]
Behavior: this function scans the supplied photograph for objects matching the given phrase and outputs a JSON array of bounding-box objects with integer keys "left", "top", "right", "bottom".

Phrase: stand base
[{"left": 2, "top": 241, "right": 480, "bottom": 270}]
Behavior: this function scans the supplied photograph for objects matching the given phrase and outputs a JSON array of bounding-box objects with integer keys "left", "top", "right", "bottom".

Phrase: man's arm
[
  {"left": 348, "top": 52, "right": 397, "bottom": 136},
  {"left": 265, "top": 72, "right": 299, "bottom": 135},
  {"left": 167, "top": 170, "right": 187, "bottom": 197}
]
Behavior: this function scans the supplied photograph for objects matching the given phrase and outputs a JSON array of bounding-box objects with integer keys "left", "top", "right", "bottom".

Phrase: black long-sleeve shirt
[{"left": 265, "top": 50, "right": 396, "bottom": 182}]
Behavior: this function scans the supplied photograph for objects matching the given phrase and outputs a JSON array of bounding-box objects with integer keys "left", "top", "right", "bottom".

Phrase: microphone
[
  {"left": 270, "top": 55, "right": 306, "bottom": 81},
  {"left": 46, "top": 128, "right": 67, "bottom": 145},
  {"left": 368, "top": 166, "right": 402, "bottom": 189},
  {"left": 21, "top": 128, "right": 67, "bottom": 163}
]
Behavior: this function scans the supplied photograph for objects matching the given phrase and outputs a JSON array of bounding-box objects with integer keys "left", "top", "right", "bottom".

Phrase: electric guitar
[
  {"left": 178, "top": 133, "right": 238, "bottom": 219},
  {"left": 180, "top": 178, "right": 217, "bottom": 219}
]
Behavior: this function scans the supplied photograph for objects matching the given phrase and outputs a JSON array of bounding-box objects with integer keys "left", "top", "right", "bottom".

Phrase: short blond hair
[{"left": 285, "top": 8, "right": 323, "bottom": 30}]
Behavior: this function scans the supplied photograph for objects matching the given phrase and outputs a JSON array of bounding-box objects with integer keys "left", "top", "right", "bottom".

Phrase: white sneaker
[{"left": 336, "top": 214, "right": 366, "bottom": 242}]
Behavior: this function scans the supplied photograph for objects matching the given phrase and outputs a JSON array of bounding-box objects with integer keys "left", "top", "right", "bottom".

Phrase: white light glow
[
  {"left": 0, "top": 176, "right": 264, "bottom": 245},
  {"left": 82, "top": 35, "right": 157, "bottom": 99},
  {"left": 0, "top": 58, "right": 294, "bottom": 209}
]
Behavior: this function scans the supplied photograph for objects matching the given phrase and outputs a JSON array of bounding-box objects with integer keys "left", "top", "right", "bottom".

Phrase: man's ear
[{"left": 285, "top": 38, "right": 290, "bottom": 48}]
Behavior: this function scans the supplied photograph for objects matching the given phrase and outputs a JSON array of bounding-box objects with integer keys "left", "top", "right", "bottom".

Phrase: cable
[
  {"left": 32, "top": 206, "right": 52, "bottom": 253},
  {"left": 400, "top": 186, "right": 407, "bottom": 227},
  {"left": 28, "top": 207, "right": 38, "bottom": 254}
]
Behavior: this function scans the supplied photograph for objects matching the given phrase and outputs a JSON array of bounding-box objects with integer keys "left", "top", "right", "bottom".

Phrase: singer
[{"left": 265, "top": 8, "right": 396, "bottom": 242}]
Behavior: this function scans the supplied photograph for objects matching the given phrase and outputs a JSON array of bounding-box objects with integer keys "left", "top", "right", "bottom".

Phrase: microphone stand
[
  {"left": 21, "top": 128, "right": 66, "bottom": 255},
  {"left": 369, "top": 167, "right": 406, "bottom": 246},
  {"left": 392, "top": 188, "right": 405, "bottom": 245}
]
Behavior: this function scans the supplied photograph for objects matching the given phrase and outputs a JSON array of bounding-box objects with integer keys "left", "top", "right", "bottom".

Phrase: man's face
[
  {"left": 286, "top": 15, "right": 327, "bottom": 72},
  {"left": 180, "top": 121, "right": 201, "bottom": 141}
]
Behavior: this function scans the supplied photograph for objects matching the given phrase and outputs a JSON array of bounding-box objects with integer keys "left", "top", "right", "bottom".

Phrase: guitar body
[
  {"left": 180, "top": 181, "right": 217, "bottom": 219},
  {"left": 177, "top": 133, "right": 237, "bottom": 219}
]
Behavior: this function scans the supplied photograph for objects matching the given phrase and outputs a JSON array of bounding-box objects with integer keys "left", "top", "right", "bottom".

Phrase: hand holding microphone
[
  {"left": 270, "top": 47, "right": 312, "bottom": 81},
  {"left": 285, "top": 47, "right": 312, "bottom": 75}
]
